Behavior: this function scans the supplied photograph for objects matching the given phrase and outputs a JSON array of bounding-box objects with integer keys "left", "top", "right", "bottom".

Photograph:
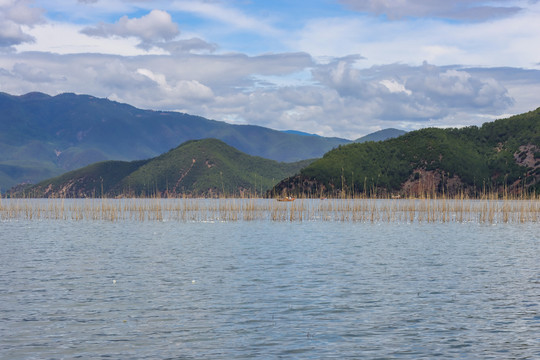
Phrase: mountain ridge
[{"left": 12, "top": 139, "right": 314, "bottom": 198}]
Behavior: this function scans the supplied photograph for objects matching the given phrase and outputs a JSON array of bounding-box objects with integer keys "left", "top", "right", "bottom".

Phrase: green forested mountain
[
  {"left": 272, "top": 109, "right": 540, "bottom": 197},
  {"left": 12, "top": 139, "right": 314, "bottom": 198},
  {"left": 0, "top": 92, "right": 349, "bottom": 190}
]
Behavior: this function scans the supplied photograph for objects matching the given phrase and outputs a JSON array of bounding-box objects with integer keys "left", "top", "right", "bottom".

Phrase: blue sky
[{"left": 1, "top": 0, "right": 540, "bottom": 139}]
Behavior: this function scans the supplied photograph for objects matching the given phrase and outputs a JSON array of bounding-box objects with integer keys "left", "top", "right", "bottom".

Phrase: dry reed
[{"left": 0, "top": 197, "right": 538, "bottom": 223}]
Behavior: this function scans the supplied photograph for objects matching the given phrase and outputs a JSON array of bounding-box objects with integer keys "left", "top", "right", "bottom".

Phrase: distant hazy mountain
[
  {"left": 355, "top": 128, "right": 407, "bottom": 143},
  {"left": 12, "top": 139, "right": 314, "bottom": 198},
  {"left": 0, "top": 92, "right": 350, "bottom": 190}
]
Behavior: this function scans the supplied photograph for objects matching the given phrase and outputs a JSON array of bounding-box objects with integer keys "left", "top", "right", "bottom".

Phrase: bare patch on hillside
[
  {"left": 401, "top": 169, "right": 466, "bottom": 197},
  {"left": 514, "top": 144, "right": 539, "bottom": 169}
]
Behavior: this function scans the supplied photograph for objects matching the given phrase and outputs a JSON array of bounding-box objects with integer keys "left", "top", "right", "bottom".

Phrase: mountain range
[
  {"left": 6, "top": 99, "right": 539, "bottom": 198},
  {"left": 1, "top": 92, "right": 364, "bottom": 191},
  {"left": 11, "top": 91, "right": 535, "bottom": 199}
]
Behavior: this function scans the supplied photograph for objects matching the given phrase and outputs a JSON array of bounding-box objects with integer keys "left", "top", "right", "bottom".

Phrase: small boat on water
[{"left": 277, "top": 197, "right": 295, "bottom": 202}]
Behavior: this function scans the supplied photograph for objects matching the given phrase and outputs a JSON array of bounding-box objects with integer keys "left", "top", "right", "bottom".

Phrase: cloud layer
[
  {"left": 1, "top": 0, "right": 540, "bottom": 139},
  {"left": 339, "top": 0, "right": 529, "bottom": 20}
]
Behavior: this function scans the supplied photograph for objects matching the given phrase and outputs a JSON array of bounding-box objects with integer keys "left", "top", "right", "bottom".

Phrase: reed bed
[{"left": 0, "top": 197, "right": 538, "bottom": 223}]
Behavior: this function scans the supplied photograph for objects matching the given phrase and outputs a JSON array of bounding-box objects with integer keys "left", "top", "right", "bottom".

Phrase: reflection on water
[{"left": 0, "top": 210, "right": 539, "bottom": 358}]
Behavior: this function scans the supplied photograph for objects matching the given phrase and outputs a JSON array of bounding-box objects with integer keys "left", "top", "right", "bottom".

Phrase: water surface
[{"left": 1, "top": 217, "right": 539, "bottom": 359}]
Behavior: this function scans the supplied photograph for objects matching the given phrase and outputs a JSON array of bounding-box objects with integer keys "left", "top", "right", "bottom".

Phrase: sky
[{"left": 1, "top": 0, "right": 540, "bottom": 139}]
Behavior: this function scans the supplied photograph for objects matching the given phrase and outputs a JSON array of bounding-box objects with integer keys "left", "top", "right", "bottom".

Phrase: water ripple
[{"left": 1, "top": 219, "right": 539, "bottom": 359}]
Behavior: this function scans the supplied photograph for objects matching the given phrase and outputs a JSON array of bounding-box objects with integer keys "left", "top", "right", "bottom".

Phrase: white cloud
[
  {"left": 0, "top": 19, "right": 34, "bottom": 46},
  {"left": 14, "top": 22, "right": 167, "bottom": 56},
  {"left": 81, "top": 9, "right": 180, "bottom": 48},
  {"left": 11, "top": 62, "right": 53, "bottom": 82},
  {"left": 380, "top": 79, "right": 412, "bottom": 95},
  {"left": 2, "top": 0, "right": 43, "bottom": 24},
  {"left": 0, "top": 0, "right": 44, "bottom": 47},
  {"left": 136, "top": 68, "right": 214, "bottom": 102}
]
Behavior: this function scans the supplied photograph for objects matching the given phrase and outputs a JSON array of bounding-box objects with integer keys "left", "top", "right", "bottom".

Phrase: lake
[{"left": 1, "top": 199, "right": 539, "bottom": 359}]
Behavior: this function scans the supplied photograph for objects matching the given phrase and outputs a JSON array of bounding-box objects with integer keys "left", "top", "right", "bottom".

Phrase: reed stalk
[{"left": 0, "top": 196, "right": 538, "bottom": 223}]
